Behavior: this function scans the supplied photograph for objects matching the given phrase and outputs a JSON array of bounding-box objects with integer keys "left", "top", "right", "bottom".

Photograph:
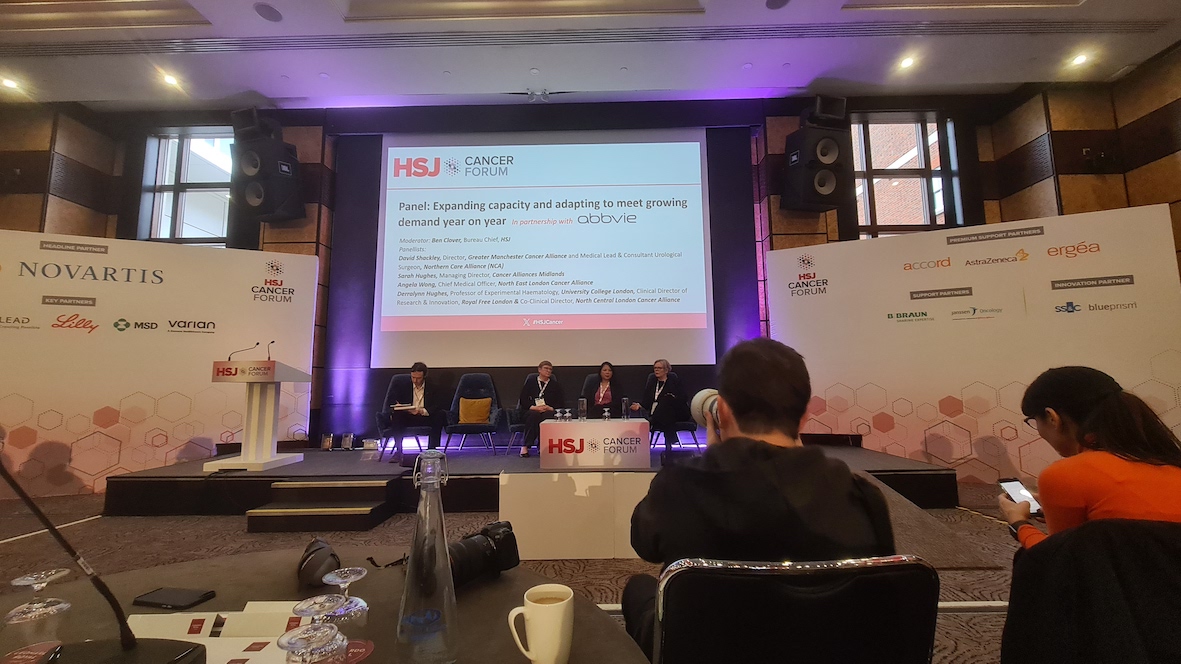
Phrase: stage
[{"left": 105, "top": 439, "right": 957, "bottom": 531}]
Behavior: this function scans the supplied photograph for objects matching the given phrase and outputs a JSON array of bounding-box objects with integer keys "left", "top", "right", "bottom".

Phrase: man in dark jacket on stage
[
  {"left": 623, "top": 338, "right": 895, "bottom": 660},
  {"left": 386, "top": 361, "right": 447, "bottom": 460}
]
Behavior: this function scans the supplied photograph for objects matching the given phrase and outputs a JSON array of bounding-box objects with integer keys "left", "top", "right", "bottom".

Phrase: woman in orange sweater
[{"left": 999, "top": 366, "right": 1181, "bottom": 548}]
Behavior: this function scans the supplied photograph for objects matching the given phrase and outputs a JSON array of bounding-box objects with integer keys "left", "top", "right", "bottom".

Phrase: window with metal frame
[
  {"left": 851, "top": 116, "right": 962, "bottom": 238},
  {"left": 148, "top": 132, "right": 234, "bottom": 245}
]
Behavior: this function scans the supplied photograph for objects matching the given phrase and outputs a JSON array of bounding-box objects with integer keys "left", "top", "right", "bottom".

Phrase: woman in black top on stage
[
  {"left": 517, "top": 360, "right": 566, "bottom": 457},
  {"left": 582, "top": 361, "right": 624, "bottom": 419}
]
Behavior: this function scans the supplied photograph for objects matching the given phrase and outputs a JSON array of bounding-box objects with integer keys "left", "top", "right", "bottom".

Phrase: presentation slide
[{"left": 372, "top": 129, "right": 715, "bottom": 368}]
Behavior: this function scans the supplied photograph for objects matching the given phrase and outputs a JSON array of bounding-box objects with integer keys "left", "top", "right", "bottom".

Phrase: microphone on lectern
[
  {"left": 266, "top": 340, "right": 276, "bottom": 361},
  {"left": 0, "top": 426, "right": 204, "bottom": 663},
  {"left": 227, "top": 342, "right": 260, "bottom": 361}
]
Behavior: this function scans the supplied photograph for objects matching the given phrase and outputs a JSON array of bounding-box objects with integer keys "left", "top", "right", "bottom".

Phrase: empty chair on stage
[{"left": 444, "top": 372, "right": 502, "bottom": 451}]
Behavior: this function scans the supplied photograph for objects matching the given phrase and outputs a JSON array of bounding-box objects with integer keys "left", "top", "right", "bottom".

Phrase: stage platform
[{"left": 104, "top": 441, "right": 957, "bottom": 519}]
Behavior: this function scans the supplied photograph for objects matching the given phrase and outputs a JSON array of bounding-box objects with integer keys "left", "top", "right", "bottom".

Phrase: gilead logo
[
  {"left": 903, "top": 258, "right": 951, "bottom": 271},
  {"left": 392, "top": 157, "right": 441, "bottom": 178},
  {"left": 548, "top": 438, "right": 585, "bottom": 454}
]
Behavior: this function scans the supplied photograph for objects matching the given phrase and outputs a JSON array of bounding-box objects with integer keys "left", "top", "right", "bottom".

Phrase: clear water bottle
[{"left": 396, "top": 450, "right": 459, "bottom": 663}]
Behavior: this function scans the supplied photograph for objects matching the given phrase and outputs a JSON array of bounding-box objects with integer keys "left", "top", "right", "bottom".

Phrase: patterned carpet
[{"left": 0, "top": 483, "right": 1020, "bottom": 663}]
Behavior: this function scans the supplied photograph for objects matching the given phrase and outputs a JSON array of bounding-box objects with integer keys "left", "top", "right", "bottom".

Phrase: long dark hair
[
  {"left": 1022, "top": 366, "right": 1181, "bottom": 468},
  {"left": 597, "top": 362, "right": 616, "bottom": 385}
]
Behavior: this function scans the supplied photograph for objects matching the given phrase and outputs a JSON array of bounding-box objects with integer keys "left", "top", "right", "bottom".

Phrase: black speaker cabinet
[
  {"left": 780, "top": 123, "right": 854, "bottom": 213},
  {"left": 230, "top": 136, "right": 303, "bottom": 225}
]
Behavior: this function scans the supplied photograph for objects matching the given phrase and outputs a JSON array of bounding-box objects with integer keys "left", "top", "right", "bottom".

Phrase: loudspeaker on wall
[
  {"left": 779, "top": 123, "right": 854, "bottom": 213},
  {"left": 227, "top": 109, "right": 304, "bottom": 249}
]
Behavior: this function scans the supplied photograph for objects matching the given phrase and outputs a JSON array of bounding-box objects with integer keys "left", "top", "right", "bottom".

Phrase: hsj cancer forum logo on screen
[{"left": 391, "top": 154, "right": 515, "bottom": 179}]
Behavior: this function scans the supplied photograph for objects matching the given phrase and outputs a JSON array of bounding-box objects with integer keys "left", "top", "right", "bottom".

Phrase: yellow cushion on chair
[{"left": 458, "top": 397, "right": 492, "bottom": 424}]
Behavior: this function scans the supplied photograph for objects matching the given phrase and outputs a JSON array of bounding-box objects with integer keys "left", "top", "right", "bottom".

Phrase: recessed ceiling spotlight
[
  {"left": 620, "top": 66, "right": 629, "bottom": 72},
  {"left": 766, "top": 0, "right": 790, "bottom": 7},
  {"left": 2, "top": 79, "right": 17, "bottom": 89},
  {"left": 742, "top": 62, "right": 754, "bottom": 70},
  {"left": 279, "top": 74, "right": 290, "bottom": 80},
  {"left": 899, "top": 57, "right": 915, "bottom": 69},
  {"left": 163, "top": 74, "right": 179, "bottom": 86},
  {"left": 443, "top": 70, "right": 452, "bottom": 76},
  {"left": 1071, "top": 54, "right": 1088, "bottom": 66},
  {"left": 530, "top": 68, "right": 540, "bottom": 75},
  {"left": 318, "top": 72, "right": 330, "bottom": 79},
  {"left": 253, "top": 2, "right": 283, "bottom": 22},
  {"left": 782, "top": 62, "right": 791, "bottom": 68}
]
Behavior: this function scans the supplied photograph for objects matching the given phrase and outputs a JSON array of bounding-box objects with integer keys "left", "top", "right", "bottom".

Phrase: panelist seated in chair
[
  {"left": 517, "top": 360, "right": 566, "bottom": 458},
  {"left": 623, "top": 339, "right": 895, "bottom": 661},
  {"left": 582, "top": 361, "right": 625, "bottom": 419},
  {"left": 387, "top": 362, "right": 447, "bottom": 459},
  {"left": 631, "top": 359, "right": 690, "bottom": 452}
]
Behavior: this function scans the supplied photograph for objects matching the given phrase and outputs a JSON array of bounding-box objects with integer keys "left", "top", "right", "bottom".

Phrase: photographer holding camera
[{"left": 623, "top": 338, "right": 896, "bottom": 660}]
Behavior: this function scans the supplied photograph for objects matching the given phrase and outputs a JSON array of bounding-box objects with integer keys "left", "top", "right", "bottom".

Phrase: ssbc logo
[
  {"left": 1055, "top": 302, "right": 1083, "bottom": 313},
  {"left": 903, "top": 258, "right": 951, "bottom": 271},
  {"left": 391, "top": 157, "right": 441, "bottom": 178}
]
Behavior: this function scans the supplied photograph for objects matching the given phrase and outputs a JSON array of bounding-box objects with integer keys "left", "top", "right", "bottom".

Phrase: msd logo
[
  {"left": 392, "top": 157, "right": 441, "bottom": 178},
  {"left": 215, "top": 366, "right": 238, "bottom": 377},
  {"left": 547, "top": 438, "right": 585, "bottom": 454}
]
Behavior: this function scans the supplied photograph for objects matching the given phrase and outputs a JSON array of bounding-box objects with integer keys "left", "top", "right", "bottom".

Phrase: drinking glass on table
[
  {"left": 293, "top": 594, "right": 348, "bottom": 625},
  {"left": 621, "top": 398, "right": 630, "bottom": 420},
  {"left": 322, "top": 567, "right": 368, "bottom": 625},
  {"left": 577, "top": 399, "right": 587, "bottom": 421},
  {"left": 2, "top": 569, "right": 72, "bottom": 655},
  {"left": 277, "top": 623, "right": 348, "bottom": 663}
]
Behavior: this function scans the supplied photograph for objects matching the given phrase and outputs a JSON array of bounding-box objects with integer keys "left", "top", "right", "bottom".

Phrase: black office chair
[
  {"left": 654, "top": 555, "right": 939, "bottom": 664},
  {"left": 642, "top": 371, "right": 699, "bottom": 449},
  {"left": 443, "top": 372, "right": 501, "bottom": 452},
  {"left": 374, "top": 373, "right": 433, "bottom": 459},
  {"left": 505, "top": 372, "right": 537, "bottom": 452}
]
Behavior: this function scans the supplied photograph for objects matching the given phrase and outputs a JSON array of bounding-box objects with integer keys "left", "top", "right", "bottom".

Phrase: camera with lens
[
  {"left": 448, "top": 520, "right": 520, "bottom": 588},
  {"left": 691, "top": 388, "right": 719, "bottom": 430}
]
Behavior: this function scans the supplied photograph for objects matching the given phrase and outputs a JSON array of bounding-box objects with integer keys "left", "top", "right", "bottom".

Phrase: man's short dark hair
[
  {"left": 538, "top": 360, "right": 553, "bottom": 370},
  {"left": 410, "top": 362, "right": 428, "bottom": 374},
  {"left": 718, "top": 338, "right": 811, "bottom": 438}
]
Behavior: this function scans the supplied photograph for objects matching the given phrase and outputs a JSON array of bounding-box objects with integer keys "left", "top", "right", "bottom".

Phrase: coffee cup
[{"left": 508, "top": 583, "right": 574, "bottom": 664}]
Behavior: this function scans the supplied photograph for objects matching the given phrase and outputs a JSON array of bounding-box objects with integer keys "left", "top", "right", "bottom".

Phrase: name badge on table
[{"left": 535, "top": 398, "right": 546, "bottom": 407}]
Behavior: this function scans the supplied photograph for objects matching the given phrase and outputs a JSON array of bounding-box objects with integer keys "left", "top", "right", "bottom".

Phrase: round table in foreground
[{"left": 7, "top": 546, "right": 646, "bottom": 663}]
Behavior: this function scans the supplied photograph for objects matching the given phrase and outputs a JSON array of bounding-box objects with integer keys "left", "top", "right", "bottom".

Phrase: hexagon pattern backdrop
[
  {"left": 0, "top": 232, "right": 318, "bottom": 497},
  {"left": 769, "top": 206, "right": 1181, "bottom": 482}
]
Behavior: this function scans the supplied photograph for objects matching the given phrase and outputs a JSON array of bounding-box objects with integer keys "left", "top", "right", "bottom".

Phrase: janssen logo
[
  {"left": 951, "top": 307, "right": 1002, "bottom": 320},
  {"left": 902, "top": 258, "right": 951, "bottom": 271}
]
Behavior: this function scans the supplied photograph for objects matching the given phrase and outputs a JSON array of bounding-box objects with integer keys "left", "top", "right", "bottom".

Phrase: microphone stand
[{"left": 0, "top": 456, "right": 205, "bottom": 663}]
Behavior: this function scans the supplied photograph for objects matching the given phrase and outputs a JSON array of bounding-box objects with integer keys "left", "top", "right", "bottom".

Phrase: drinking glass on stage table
[
  {"left": 577, "top": 399, "right": 587, "bottom": 421},
  {"left": 293, "top": 594, "right": 348, "bottom": 625},
  {"left": 277, "top": 623, "right": 348, "bottom": 663},
  {"left": 322, "top": 567, "right": 368, "bottom": 628},
  {"left": 621, "top": 398, "right": 630, "bottom": 420},
  {"left": 3, "top": 569, "right": 72, "bottom": 655},
  {"left": 602, "top": 408, "right": 611, "bottom": 421}
]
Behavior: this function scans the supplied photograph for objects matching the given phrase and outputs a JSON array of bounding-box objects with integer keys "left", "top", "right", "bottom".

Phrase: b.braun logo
[
  {"left": 1055, "top": 302, "right": 1083, "bottom": 313},
  {"left": 548, "top": 438, "right": 585, "bottom": 454},
  {"left": 902, "top": 258, "right": 951, "bottom": 271},
  {"left": 215, "top": 366, "right": 238, "bottom": 377},
  {"left": 392, "top": 157, "right": 441, "bottom": 178}
]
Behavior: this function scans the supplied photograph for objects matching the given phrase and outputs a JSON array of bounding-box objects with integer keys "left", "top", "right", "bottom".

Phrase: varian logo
[{"left": 1055, "top": 302, "right": 1083, "bottom": 313}]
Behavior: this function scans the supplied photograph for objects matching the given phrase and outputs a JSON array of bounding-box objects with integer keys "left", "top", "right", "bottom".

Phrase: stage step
[
  {"left": 246, "top": 501, "right": 392, "bottom": 532},
  {"left": 270, "top": 479, "right": 394, "bottom": 503},
  {"left": 215, "top": 439, "right": 315, "bottom": 456}
]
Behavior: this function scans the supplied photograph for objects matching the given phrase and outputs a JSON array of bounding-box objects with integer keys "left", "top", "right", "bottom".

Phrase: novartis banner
[
  {"left": 768, "top": 205, "right": 1181, "bottom": 482},
  {"left": 0, "top": 231, "right": 316, "bottom": 496}
]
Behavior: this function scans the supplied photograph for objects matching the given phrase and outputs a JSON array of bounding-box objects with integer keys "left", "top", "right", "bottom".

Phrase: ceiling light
[
  {"left": 899, "top": 57, "right": 915, "bottom": 69},
  {"left": 530, "top": 68, "right": 540, "bottom": 75},
  {"left": 253, "top": 2, "right": 283, "bottom": 22},
  {"left": 742, "top": 62, "right": 753, "bottom": 70},
  {"left": 318, "top": 72, "right": 330, "bottom": 79},
  {"left": 1071, "top": 54, "right": 1088, "bottom": 66},
  {"left": 2, "top": 79, "right": 17, "bottom": 89},
  {"left": 163, "top": 74, "right": 179, "bottom": 86}
]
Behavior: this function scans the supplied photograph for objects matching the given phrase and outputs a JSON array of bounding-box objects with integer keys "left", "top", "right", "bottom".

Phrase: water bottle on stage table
[
  {"left": 621, "top": 398, "right": 630, "bottom": 420},
  {"left": 396, "top": 450, "right": 459, "bottom": 663},
  {"left": 577, "top": 398, "right": 587, "bottom": 422}
]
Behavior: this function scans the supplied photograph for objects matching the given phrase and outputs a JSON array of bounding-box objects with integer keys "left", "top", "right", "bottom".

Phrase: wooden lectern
[{"left": 204, "top": 360, "right": 311, "bottom": 471}]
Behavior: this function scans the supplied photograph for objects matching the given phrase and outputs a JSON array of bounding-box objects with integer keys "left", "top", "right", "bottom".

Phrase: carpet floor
[{"left": 0, "top": 482, "right": 1020, "bottom": 663}]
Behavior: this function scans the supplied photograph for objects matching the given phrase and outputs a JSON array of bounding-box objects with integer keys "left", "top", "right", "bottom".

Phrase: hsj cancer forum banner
[
  {"left": 768, "top": 204, "right": 1181, "bottom": 482},
  {"left": 0, "top": 231, "right": 316, "bottom": 496}
]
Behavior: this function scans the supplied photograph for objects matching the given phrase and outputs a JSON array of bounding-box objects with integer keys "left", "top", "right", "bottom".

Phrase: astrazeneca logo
[
  {"left": 265, "top": 260, "right": 284, "bottom": 277},
  {"left": 1055, "top": 302, "right": 1083, "bottom": 313},
  {"left": 902, "top": 258, "right": 951, "bottom": 271},
  {"left": 798, "top": 254, "right": 815, "bottom": 271},
  {"left": 965, "top": 249, "right": 1030, "bottom": 266}
]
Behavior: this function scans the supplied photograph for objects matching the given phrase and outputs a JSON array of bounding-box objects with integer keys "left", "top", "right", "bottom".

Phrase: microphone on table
[
  {"left": 266, "top": 340, "right": 275, "bottom": 361},
  {"left": 0, "top": 427, "right": 205, "bottom": 663},
  {"left": 227, "top": 342, "right": 259, "bottom": 361}
]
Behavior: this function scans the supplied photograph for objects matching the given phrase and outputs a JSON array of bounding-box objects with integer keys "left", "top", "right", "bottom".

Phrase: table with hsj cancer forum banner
[{"left": 501, "top": 415, "right": 655, "bottom": 561}]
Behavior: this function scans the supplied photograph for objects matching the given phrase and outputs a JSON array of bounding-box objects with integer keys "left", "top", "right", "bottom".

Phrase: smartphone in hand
[{"left": 999, "top": 478, "right": 1043, "bottom": 517}]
